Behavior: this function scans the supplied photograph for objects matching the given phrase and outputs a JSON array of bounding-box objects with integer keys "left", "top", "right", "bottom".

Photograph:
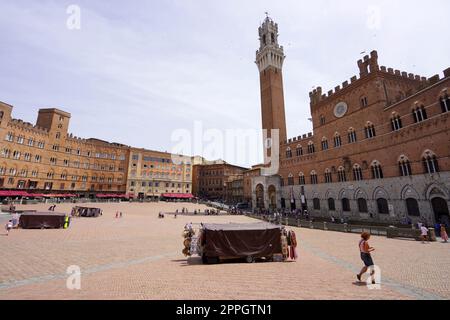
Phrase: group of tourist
[
  {"left": 417, "top": 222, "right": 449, "bottom": 243},
  {"left": 228, "top": 208, "right": 244, "bottom": 215}
]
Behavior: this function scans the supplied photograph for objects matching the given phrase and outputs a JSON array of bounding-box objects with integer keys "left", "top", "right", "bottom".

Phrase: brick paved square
[{"left": 0, "top": 202, "right": 448, "bottom": 300}]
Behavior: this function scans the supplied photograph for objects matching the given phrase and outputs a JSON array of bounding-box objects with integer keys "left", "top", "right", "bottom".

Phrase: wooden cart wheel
[{"left": 246, "top": 256, "right": 255, "bottom": 263}]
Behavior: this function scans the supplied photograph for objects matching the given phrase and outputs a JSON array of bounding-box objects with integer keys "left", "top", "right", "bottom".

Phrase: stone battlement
[
  {"left": 7, "top": 118, "right": 49, "bottom": 135},
  {"left": 283, "top": 132, "right": 314, "bottom": 146},
  {"left": 308, "top": 50, "right": 443, "bottom": 107}
]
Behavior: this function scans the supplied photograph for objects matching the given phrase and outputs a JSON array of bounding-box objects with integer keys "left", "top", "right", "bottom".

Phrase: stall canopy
[
  {"left": 19, "top": 212, "right": 68, "bottom": 229},
  {"left": 161, "top": 193, "right": 194, "bottom": 199},
  {"left": 201, "top": 222, "right": 282, "bottom": 259},
  {"left": 72, "top": 206, "right": 102, "bottom": 217}
]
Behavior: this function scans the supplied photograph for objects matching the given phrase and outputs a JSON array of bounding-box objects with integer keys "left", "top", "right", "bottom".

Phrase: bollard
[
  {"left": 309, "top": 221, "right": 314, "bottom": 229},
  {"left": 285, "top": 217, "right": 289, "bottom": 226},
  {"left": 344, "top": 223, "right": 348, "bottom": 233},
  {"left": 323, "top": 222, "right": 328, "bottom": 231},
  {"left": 428, "top": 228, "right": 437, "bottom": 242},
  {"left": 297, "top": 219, "right": 300, "bottom": 228}
]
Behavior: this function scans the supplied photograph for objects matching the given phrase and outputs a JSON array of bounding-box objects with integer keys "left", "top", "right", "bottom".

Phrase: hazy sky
[{"left": 1, "top": 0, "right": 449, "bottom": 167}]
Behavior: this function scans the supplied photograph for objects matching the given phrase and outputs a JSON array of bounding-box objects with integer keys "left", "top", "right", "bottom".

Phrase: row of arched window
[
  {"left": 0, "top": 163, "right": 122, "bottom": 183},
  {"left": 286, "top": 127, "right": 369, "bottom": 157},
  {"left": 311, "top": 197, "right": 420, "bottom": 216},
  {"left": 287, "top": 93, "right": 450, "bottom": 159},
  {"left": 283, "top": 151, "right": 440, "bottom": 186}
]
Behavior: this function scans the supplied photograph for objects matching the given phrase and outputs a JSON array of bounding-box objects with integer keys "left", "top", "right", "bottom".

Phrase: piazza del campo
[{"left": 0, "top": 1, "right": 449, "bottom": 302}]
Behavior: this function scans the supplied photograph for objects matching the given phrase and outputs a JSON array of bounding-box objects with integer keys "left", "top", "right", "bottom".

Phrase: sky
[{"left": 0, "top": 0, "right": 449, "bottom": 167}]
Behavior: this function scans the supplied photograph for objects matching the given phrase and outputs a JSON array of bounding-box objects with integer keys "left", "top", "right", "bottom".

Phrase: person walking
[
  {"left": 11, "top": 213, "right": 19, "bottom": 229},
  {"left": 357, "top": 232, "right": 376, "bottom": 284},
  {"left": 420, "top": 225, "right": 429, "bottom": 243},
  {"left": 5, "top": 220, "right": 13, "bottom": 236},
  {"left": 120, "top": 212, "right": 123, "bottom": 218},
  {"left": 440, "top": 224, "right": 448, "bottom": 243}
]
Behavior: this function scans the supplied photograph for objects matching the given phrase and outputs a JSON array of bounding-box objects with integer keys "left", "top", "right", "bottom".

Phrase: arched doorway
[
  {"left": 256, "top": 184, "right": 265, "bottom": 209},
  {"left": 432, "top": 197, "right": 450, "bottom": 225},
  {"left": 268, "top": 185, "right": 277, "bottom": 210}
]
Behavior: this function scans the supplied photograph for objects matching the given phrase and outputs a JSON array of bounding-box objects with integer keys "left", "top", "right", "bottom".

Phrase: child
[
  {"left": 421, "top": 225, "right": 429, "bottom": 243},
  {"left": 440, "top": 224, "right": 449, "bottom": 243},
  {"left": 5, "top": 220, "right": 13, "bottom": 236},
  {"left": 357, "top": 232, "right": 376, "bottom": 284}
]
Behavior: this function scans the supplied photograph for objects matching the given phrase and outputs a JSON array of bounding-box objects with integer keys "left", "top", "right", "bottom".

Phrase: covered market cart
[{"left": 182, "top": 222, "right": 298, "bottom": 264}]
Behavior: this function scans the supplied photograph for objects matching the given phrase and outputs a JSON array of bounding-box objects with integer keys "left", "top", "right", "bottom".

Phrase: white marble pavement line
[
  {"left": 0, "top": 251, "right": 179, "bottom": 291},
  {"left": 300, "top": 238, "right": 445, "bottom": 300}
]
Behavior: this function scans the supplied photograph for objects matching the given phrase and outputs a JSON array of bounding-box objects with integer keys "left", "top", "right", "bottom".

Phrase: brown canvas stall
[
  {"left": 72, "top": 206, "right": 102, "bottom": 218},
  {"left": 199, "top": 222, "right": 282, "bottom": 263},
  {"left": 19, "top": 212, "right": 68, "bottom": 229}
]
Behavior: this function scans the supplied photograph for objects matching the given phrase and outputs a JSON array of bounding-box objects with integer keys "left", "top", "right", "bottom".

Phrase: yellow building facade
[{"left": 126, "top": 148, "right": 194, "bottom": 199}]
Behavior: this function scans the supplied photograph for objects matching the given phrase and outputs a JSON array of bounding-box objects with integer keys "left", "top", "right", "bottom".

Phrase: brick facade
[
  {"left": 0, "top": 104, "right": 195, "bottom": 197},
  {"left": 192, "top": 162, "right": 248, "bottom": 202},
  {"left": 253, "top": 18, "right": 450, "bottom": 225}
]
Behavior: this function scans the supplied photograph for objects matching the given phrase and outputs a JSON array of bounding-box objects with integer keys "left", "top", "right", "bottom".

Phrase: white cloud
[{"left": 0, "top": 0, "right": 449, "bottom": 167}]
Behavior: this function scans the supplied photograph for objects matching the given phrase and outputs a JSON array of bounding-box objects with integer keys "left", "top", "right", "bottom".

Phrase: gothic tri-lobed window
[
  {"left": 296, "top": 145, "right": 303, "bottom": 157},
  {"left": 440, "top": 94, "right": 450, "bottom": 113},
  {"left": 334, "top": 133, "right": 342, "bottom": 148},
  {"left": 353, "top": 164, "right": 363, "bottom": 181},
  {"left": 422, "top": 151, "right": 439, "bottom": 174},
  {"left": 310, "top": 171, "right": 318, "bottom": 184},
  {"left": 371, "top": 161, "right": 384, "bottom": 179},
  {"left": 287, "top": 174, "right": 295, "bottom": 186},
  {"left": 286, "top": 147, "right": 293, "bottom": 158},
  {"left": 364, "top": 122, "right": 376, "bottom": 139},
  {"left": 298, "top": 173, "right": 305, "bottom": 185},
  {"left": 321, "top": 138, "right": 329, "bottom": 151},
  {"left": 412, "top": 105, "right": 427, "bottom": 123},
  {"left": 348, "top": 128, "right": 357, "bottom": 144},
  {"left": 398, "top": 156, "right": 412, "bottom": 177},
  {"left": 325, "top": 169, "right": 333, "bottom": 183},
  {"left": 308, "top": 141, "right": 315, "bottom": 154},
  {"left": 391, "top": 113, "right": 403, "bottom": 131},
  {"left": 338, "top": 167, "right": 347, "bottom": 182}
]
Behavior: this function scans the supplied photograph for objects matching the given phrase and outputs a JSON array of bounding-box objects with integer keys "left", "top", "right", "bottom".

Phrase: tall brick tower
[{"left": 256, "top": 16, "right": 287, "bottom": 158}]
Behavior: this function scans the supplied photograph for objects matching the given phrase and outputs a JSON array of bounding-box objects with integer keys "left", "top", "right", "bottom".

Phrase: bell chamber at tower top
[{"left": 256, "top": 16, "right": 285, "bottom": 73}]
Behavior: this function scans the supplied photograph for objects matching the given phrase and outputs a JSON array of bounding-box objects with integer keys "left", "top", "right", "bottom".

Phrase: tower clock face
[{"left": 334, "top": 102, "right": 348, "bottom": 118}]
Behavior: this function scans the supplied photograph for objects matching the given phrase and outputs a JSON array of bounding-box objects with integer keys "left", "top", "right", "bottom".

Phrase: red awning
[
  {"left": 96, "top": 194, "right": 128, "bottom": 198},
  {"left": 30, "top": 193, "right": 46, "bottom": 198},
  {"left": 13, "top": 191, "right": 29, "bottom": 197},
  {"left": 0, "top": 191, "right": 12, "bottom": 197},
  {"left": 161, "top": 193, "right": 194, "bottom": 199},
  {"left": 0, "top": 191, "right": 33, "bottom": 197}
]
